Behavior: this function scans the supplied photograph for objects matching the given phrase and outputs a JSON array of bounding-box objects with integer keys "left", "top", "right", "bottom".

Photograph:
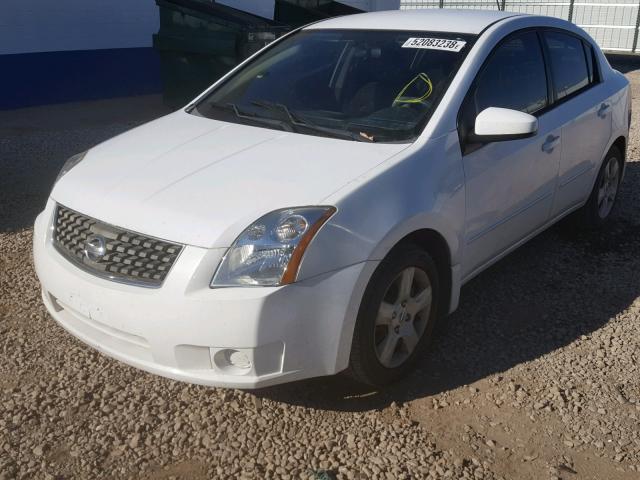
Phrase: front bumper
[{"left": 33, "top": 200, "right": 370, "bottom": 388}]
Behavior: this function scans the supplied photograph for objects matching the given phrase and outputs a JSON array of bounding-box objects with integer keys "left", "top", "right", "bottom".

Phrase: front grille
[{"left": 53, "top": 205, "right": 183, "bottom": 288}]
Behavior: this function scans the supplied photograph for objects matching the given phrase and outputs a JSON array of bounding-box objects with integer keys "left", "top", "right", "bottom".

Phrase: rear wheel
[
  {"left": 348, "top": 245, "right": 441, "bottom": 387},
  {"left": 576, "top": 146, "right": 623, "bottom": 228}
]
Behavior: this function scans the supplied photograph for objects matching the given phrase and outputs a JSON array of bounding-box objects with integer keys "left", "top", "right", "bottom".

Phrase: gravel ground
[{"left": 1, "top": 68, "right": 640, "bottom": 480}]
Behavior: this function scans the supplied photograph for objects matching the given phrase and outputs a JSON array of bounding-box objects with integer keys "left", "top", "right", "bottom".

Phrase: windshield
[{"left": 193, "top": 29, "right": 475, "bottom": 143}]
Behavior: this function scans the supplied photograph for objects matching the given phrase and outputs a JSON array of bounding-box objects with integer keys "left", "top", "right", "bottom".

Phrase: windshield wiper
[
  {"left": 251, "top": 100, "right": 372, "bottom": 142},
  {"left": 209, "top": 102, "right": 295, "bottom": 133}
]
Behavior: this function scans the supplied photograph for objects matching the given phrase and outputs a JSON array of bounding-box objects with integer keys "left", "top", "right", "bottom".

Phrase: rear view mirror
[{"left": 473, "top": 107, "right": 538, "bottom": 142}]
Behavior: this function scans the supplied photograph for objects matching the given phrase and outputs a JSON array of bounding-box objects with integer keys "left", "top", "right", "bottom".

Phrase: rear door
[
  {"left": 542, "top": 30, "right": 613, "bottom": 216},
  {"left": 459, "top": 30, "right": 562, "bottom": 279}
]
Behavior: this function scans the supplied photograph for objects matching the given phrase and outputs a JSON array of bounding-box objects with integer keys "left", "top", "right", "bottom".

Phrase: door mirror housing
[{"left": 472, "top": 107, "right": 538, "bottom": 142}]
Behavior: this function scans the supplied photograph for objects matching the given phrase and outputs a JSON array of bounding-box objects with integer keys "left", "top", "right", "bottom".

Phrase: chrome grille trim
[{"left": 52, "top": 205, "right": 183, "bottom": 288}]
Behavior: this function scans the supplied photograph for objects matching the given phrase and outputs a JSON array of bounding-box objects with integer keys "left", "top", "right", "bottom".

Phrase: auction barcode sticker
[{"left": 402, "top": 37, "right": 467, "bottom": 52}]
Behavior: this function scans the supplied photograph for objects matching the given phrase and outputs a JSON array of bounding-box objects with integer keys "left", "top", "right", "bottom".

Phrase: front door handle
[
  {"left": 542, "top": 134, "right": 560, "bottom": 154},
  {"left": 597, "top": 102, "right": 611, "bottom": 118}
]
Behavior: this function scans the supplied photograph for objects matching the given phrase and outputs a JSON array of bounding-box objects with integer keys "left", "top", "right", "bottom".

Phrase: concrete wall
[
  {"left": 0, "top": 0, "right": 402, "bottom": 56},
  {"left": 0, "top": 0, "right": 162, "bottom": 109},
  {"left": 0, "top": 0, "right": 160, "bottom": 55},
  {"left": 0, "top": 0, "right": 403, "bottom": 109}
]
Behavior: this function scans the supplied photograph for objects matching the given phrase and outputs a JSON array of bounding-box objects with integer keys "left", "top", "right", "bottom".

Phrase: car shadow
[{"left": 255, "top": 160, "right": 640, "bottom": 412}]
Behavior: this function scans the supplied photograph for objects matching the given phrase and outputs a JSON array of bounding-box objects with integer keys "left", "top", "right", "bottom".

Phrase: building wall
[
  {"left": 0, "top": 0, "right": 403, "bottom": 110},
  {"left": 0, "top": 0, "right": 160, "bottom": 55},
  {"left": 0, "top": 0, "right": 162, "bottom": 109}
]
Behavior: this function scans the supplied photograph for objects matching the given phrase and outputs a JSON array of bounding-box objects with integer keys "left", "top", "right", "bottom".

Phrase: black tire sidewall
[
  {"left": 583, "top": 146, "right": 623, "bottom": 228},
  {"left": 349, "top": 245, "right": 441, "bottom": 387}
]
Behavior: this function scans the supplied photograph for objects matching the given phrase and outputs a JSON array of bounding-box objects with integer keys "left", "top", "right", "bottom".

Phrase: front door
[{"left": 458, "top": 30, "right": 561, "bottom": 279}]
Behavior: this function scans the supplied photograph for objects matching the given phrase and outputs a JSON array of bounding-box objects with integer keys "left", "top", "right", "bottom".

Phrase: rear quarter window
[{"left": 582, "top": 40, "right": 599, "bottom": 84}]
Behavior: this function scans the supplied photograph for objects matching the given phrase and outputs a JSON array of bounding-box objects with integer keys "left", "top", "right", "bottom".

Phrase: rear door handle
[
  {"left": 542, "top": 134, "right": 560, "bottom": 153},
  {"left": 597, "top": 102, "right": 611, "bottom": 118}
]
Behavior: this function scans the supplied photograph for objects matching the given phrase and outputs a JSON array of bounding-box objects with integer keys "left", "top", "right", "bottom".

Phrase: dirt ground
[{"left": 1, "top": 65, "right": 640, "bottom": 480}]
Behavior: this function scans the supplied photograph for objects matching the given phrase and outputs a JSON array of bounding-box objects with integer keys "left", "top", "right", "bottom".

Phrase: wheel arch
[
  {"left": 612, "top": 135, "right": 627, "bottom": 168},
  {"left": 336, "top": 226, "right": 458, "bottom": 375},
  {"left": 334, "top": 223, "right": 462, "bottom": 373},
  {"left": 605, "top": 134, "right": 627, "bottom": 179},
  {"left": 364, "top": 212, "right": 463, "bottom": 316},
  {"left": 389, "top": 229, "right": 453, "bottom": 320},
  {"left": 612, "top": 135, "right": 626, "bottom": 155},
  {"left": 366, "top": 222, "right": 460, "bottom": 319},
  {"left": 586, "top": 133, "right": 628, "bottom": 197}
]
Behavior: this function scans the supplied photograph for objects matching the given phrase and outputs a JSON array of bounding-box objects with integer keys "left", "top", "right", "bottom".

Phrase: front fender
[
  {"left": 297, "top": 131, "right": 465, "bottom": 280},
  {"left": 298, "top": 132, "right": 466, "bottom": 372}
]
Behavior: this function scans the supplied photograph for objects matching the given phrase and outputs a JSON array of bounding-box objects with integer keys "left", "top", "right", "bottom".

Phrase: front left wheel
[{"left": 347, "top": 245, "right": 441, "bottom": 387}]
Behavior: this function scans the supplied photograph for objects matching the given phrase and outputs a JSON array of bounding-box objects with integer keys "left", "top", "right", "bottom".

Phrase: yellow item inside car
[{"left": 393, "top": 73, "right": 433, "bottom": 106}]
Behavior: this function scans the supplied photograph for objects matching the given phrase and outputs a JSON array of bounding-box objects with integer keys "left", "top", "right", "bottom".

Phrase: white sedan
[{"left": 34, "top": 9, "right": 630, "bottom": 388}]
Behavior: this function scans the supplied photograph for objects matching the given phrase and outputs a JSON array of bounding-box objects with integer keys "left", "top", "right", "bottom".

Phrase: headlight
[
  {"left": 55, "top": 151, "right": 87, "bottom": 184},
  {"left": 211, "top": 206, "right": 336, "bottom": 287}
]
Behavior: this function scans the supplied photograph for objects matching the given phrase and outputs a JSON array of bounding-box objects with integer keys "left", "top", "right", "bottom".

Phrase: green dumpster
[
  {"left": 153, "top": 0, "right": 363, "bottom": 107},
  {"left": 275, "top": 0, "right": 362, "bottom": 27}
]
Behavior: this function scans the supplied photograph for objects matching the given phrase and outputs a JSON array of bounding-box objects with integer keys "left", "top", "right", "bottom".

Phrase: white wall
[
  {"left": 0, "top": 0, "right": 160, "bottom": 55},
  {"left": 0, "top": 0, "right": 403, "bottom": 56}
]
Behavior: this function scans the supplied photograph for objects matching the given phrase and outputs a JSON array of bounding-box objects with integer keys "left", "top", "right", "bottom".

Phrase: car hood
[{"left": 52, "top": 110, "right": 409, "bottom": 248}]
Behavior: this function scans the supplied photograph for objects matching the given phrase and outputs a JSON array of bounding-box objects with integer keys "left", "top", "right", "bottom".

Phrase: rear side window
[
  {"left": 470, "top": 31, "right": 548, "bottom": 116},
  {"left": 543, "top": 31, "right": 590, "bottom": 100}
]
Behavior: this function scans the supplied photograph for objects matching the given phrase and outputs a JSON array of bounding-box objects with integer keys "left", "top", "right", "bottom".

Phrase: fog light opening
[{"left": 213, "top": 349, "right": 252, "bottom": 374}]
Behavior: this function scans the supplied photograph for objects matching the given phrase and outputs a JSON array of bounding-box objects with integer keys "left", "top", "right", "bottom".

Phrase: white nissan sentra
[{"left": 34, "top": 10, "right": 630, "bottom": 388}]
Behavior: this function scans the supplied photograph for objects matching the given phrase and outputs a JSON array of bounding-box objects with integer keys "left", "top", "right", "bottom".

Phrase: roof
[{"left": 305, "top": 9, "right": 521, "bottom": 35}]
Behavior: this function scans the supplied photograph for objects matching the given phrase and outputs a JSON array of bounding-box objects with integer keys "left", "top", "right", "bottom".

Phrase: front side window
[
  {"left": 471, "top": 31, "right": 548, "bottom": 116},
  {"left": 193, "top": 29, "right": 474, "bottom": 143},
  {"left": 543, "top": 31, "right": 590, "bottom": 100},
  {"left": 458, "top": 31, "right": 548, "bottom": 154}
]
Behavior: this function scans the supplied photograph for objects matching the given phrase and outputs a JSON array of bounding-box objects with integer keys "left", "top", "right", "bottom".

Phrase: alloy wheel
[
  {"left": 374, "top": 266, "right": 432, "bottom": 368},
  {"left": 597, "top": 156, "right": 620, "bottom": 219}
]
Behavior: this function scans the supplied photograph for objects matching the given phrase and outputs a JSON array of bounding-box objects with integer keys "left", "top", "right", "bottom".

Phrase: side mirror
[{"left": 472, "top": 107, "right": 538, "bottom": 142}]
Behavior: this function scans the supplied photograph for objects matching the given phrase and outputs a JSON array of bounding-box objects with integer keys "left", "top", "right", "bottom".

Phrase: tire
[
  {"left": 347, "top": 244, "right": 441, "bottom": 387},
  {"left": 575, "top": 146, "right": 623, "bottom": 229}
]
